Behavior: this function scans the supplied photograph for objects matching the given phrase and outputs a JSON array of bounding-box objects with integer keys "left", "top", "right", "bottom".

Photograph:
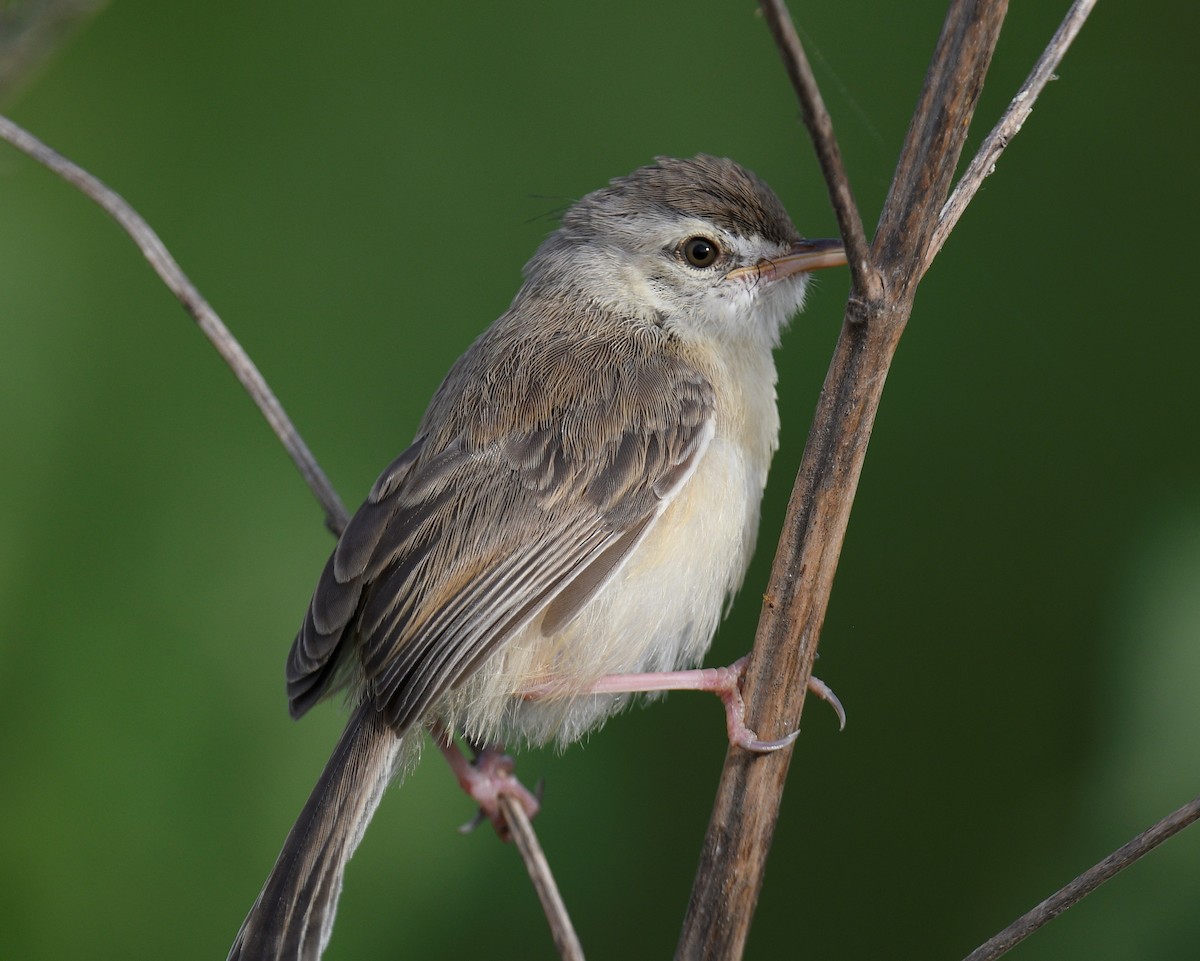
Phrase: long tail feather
[{"left": 228, "top": 704, "right": 405, "bottom": 961}]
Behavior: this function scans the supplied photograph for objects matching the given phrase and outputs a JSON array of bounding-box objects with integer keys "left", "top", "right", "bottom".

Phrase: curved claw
[
  {"left": 737, "top": 727, "right": 800, "bottom": 753},
  {"left": 719, "top": 662, "right": 801, "bottom": 754},
  {"left": 719, "top": 658, "right": 847, "bottom": 751},
  {"left": 808, "top": 674, "right": 847, "bottom": 731}
]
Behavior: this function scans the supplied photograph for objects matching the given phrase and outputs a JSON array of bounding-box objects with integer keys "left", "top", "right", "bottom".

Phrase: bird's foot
[
  {"left": 525, "top": 655, "right": 845, "bottom": 752},
  {"left": 430, "top": 723, "right": 540, "bottom": 840}
]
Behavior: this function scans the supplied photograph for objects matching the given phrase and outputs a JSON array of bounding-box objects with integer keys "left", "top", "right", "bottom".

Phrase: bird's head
[{"left": 524, "top": 155, "right": 845, "bottom": 349}]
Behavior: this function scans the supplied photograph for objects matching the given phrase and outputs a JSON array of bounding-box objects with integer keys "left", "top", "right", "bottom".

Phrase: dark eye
[{"left": 682, "top": 236, "right": 720, "bottom": 268}]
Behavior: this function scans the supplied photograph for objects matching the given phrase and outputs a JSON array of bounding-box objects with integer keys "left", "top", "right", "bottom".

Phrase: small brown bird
[{"left": 228, "top": 155, "right": 846, "bottom": 960}]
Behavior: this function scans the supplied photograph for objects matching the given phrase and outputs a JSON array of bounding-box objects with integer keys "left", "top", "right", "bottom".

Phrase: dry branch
[
  {"left": 0, "top": 115, "right": 349, "bottom": 536},
  {"left": 926, "top": 0, "right": 1100, "bottom": 271},
  {"left": 677, "top": 2, "right": 1009, "bottom": 957},
  {"left": 680, "top": 1, "right": 1123, "bottom": 959},
  {"left": 501, "top": 795, "right": 586, "bottom": 961},
  {"left": 962, "top": 795, "right": 1200, "bottom": 961}
]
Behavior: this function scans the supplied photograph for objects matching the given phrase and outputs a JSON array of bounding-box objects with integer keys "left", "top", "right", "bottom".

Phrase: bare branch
[
  {"left": 0, "top": 113, "right": 350, "bottom": 535},
  {"left": 962, "top": 795, "right": 1200, "bottom": 961},
  {"left": 872, "top": 1, "right": 1008, "bottom": 289},
  {"left": 678, "top": 3, "right": 1008, "bottom": 958},
  {"left": 501, "top": 795, "right": 586, "bottom": 961},
  {"left": 757, "top": 0, "right": 879, "bottom": 299},
  {"left": 925, "top": 0, "right": 1099, "bottom": 271}
]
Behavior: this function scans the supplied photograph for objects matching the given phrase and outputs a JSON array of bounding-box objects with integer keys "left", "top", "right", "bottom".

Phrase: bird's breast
[{"left": 442, "top": 343, "right": 782, "bottom": 747}]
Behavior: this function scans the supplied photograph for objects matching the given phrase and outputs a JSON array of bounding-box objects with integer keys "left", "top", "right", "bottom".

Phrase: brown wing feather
[{"left": 286, "top": 309, "right": 716, "bottom": 734}]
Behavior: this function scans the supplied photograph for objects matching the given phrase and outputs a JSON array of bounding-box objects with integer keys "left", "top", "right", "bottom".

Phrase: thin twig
[
  {"left": 962, "top": 795, "right": 1200, "bottom": 961},
  {"left": 429, "top": 720, "right": 583, "bottom": 959},
  {"left": 501, "top": 795, "right": 586, "bottom": 961},
  {"left": 925, "top": 0, "right": 1099, "bottom": 272},
  {"left": 678, "top": 3, "right": 1009, "bottom": 958},
  {"left": 0, "top": 113, "right": 350, "bottom": 535},
  {"left": 757, "top": 0, "right": 879, "bottom": 299}
]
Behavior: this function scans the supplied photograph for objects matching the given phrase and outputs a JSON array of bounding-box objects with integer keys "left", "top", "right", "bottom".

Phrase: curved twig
[
  {"left": 758, "top": 0, "right": 880, "bottom": 300},
  {"left": 0, "top": 113, "right": 349, "bottom": 535}
]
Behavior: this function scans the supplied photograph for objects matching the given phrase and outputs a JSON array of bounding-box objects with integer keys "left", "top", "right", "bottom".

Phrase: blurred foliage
[
  {"left": 1, "top": 2, "right": 1198, "bottom": 959},
  {"left": 0, "top": 0, "right": 104, "bottom": 100}
]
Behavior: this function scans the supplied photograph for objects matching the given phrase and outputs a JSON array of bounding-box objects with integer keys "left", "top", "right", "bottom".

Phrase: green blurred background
[{"left": 1, "top": 1, "right": 1197, "bottom": 958}]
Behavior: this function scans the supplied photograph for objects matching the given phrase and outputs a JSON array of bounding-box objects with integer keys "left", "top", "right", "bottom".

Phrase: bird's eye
[{"left": 681, "top": 236, "right": 720, "bottom": 268}]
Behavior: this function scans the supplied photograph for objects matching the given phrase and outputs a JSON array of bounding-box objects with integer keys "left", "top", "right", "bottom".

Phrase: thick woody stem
[{"left": 677, "top": 3, "right": 1009, "bottom": 958}]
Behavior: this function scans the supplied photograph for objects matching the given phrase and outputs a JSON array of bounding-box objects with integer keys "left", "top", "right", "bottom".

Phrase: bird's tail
[{"left": 228, "top": 702, "right": 406, "bottom": 961}]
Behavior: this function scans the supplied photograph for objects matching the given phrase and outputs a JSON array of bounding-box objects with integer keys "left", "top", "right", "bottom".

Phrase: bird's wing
[{"left": 286, "top": 346, "right": 715, "bottom": 733}]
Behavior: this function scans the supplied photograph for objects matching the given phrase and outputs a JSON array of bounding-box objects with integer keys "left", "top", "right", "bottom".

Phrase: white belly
[{"left": 447, "top": 433, "right": 768, "bottom": 748}]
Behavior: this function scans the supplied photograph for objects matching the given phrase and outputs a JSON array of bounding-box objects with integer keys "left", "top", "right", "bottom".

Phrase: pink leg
[
  {"left": 430, "top": 720, "right": 541, "bottom": 839},
  {"left": 524, "top": 656, "right": 845, "bottom": 753}
]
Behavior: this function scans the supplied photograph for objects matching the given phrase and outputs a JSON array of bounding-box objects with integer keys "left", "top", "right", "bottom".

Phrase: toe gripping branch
[
  {"left": 432, "top": 655, "right": 845, "bottom": 834},
  {"left": 430, "top": 721, "right": 542, "bottom": 839},
  {"left": 525, "top": 654, "right": 846, "bottom": 753}
]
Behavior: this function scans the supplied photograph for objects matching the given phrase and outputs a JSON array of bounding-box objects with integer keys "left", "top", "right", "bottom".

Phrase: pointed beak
[{"left": 725, "top": 237, "right": 847, "bottom": 284}]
